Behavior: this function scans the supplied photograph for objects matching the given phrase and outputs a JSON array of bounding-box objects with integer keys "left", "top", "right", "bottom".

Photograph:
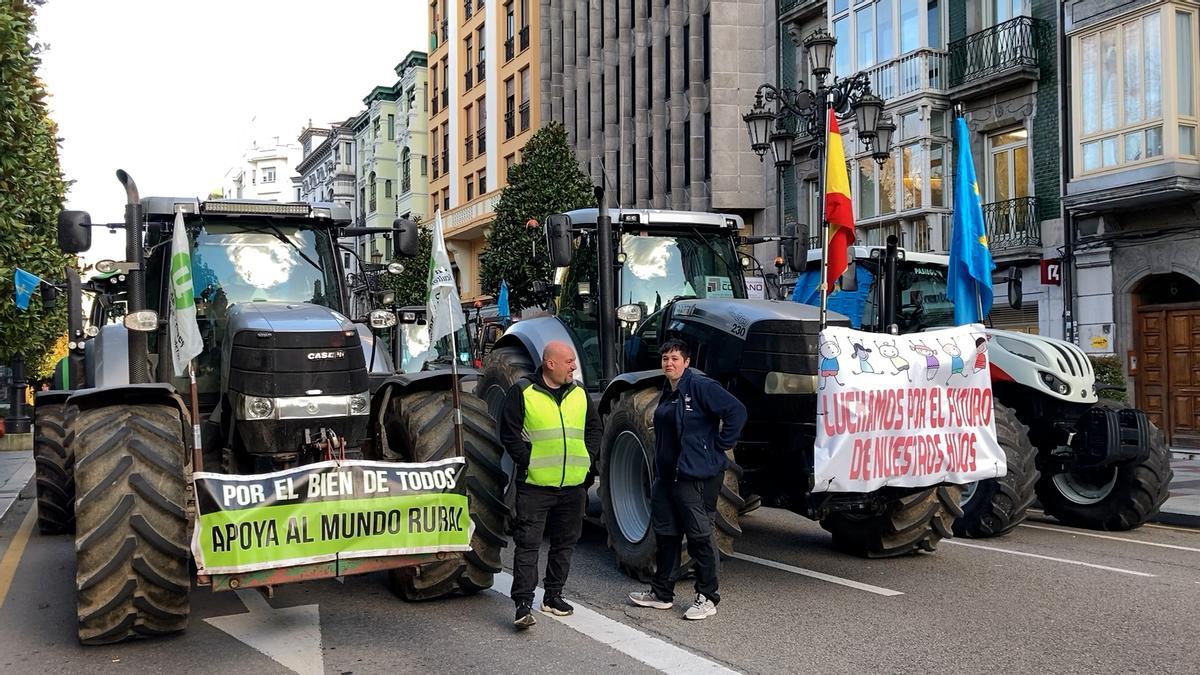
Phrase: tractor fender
[
  {"left": 494, "top": 316, "right": 588, "bottom": 386},
  {"left": 600, "top": 370, "right": 665, "bottom": 417},
  {"left": 67, "top": 383, "right": 190, "bottom": 423},
  {"left": 34, "top": 391, "right": 72, "bottom": 407}
]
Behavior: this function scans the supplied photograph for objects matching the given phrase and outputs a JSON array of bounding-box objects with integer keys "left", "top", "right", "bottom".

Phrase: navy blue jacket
[{"left": 654, "top": 369, "right": 748, "bottom": 480}]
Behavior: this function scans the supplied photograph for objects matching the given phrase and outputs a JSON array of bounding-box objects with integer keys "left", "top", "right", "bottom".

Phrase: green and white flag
[
  {"left": 427, "top": 211, "right": 464, "bottom": 343},
  {"left": 169, "top": 210, "right": 203, "bottom": 376}
]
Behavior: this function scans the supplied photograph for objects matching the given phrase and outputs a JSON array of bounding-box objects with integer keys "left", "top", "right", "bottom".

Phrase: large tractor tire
[
  {"left": 478, "top": 346, "right": 533, "bottom": 423},
  {"left": 73, "top": 403, "right": 190, "bottom": 645},
  {"left": 385, "top": 389, "right": 509, "bottom": 601},
  {"left": 34, "top": 403, "right": 74, "bottom": 535},
  {"left": 954, "top": 403, "right": 1039, "bottom": 537},
  {"left": 599, "top": 386, "right": 742, "bottom": 582},
  {"left": 1036, "top": 400, "right": 1172, "bottom": 531},
  {"left": 821, "top": 485, "right": 964, "bottom": 558}
]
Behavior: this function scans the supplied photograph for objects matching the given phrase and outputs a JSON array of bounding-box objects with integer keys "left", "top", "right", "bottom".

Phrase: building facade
[
  {"left": 426, "top": 0, "right": 543, "bottom": 300},
  {"left": 777, "top": 0, "right": 1063, "bottom": 335},
  {"left": 1062, "top": 0, "right": 1200, "bottom": 448},
  {"left": 395, "top": 51, "right": 431, "bottom": 226},
  {"left": 221, "top": 135, "right": 303, "bottom": 202},
  {"left": 296, "top": 121, "right": 357, "bottom": 216}
]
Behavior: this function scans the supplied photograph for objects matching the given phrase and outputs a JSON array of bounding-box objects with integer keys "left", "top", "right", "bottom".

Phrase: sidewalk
[
  {"left": 0, "top": 439, "right": 34, "bottom": 524},
  {"left": 1157, "top": 451, "right": 1200, "bottom": 527}
]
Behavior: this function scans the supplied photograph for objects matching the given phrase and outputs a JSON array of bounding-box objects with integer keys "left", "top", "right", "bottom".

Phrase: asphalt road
[{"left": 2, "top": 482, "right": 1198, "bottom": 675}]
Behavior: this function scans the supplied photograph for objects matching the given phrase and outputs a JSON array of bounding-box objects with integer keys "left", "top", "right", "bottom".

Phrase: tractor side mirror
[
  {"left": 57, "top": 211, "right": 93, "bottom": 254},
  {"left": 1007, "top": 266, "right": 1023, "bottom": 310},
  {"left": 40, "top": 283, "right": 58, "bottom": 310},
  {"left": 841, "top": 255, "right": 858, "bottom": 292},
  {"left": 393, "top": 217, "right": 419, "bottom": 258},
  {"left": 782, "top": 224, "right": 806, "bottom": 273},
  {"left": 545, "top": 214, "right": 574, "bottom": 268}
]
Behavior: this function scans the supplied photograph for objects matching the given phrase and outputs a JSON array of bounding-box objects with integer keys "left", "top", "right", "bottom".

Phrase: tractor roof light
[{"left": 200, "top": 201, "right": 312, "bottom": 217}]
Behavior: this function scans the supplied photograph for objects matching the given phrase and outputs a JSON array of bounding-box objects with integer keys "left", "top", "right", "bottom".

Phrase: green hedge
[{"left": 1088, "top": 354, "right": 1127, "bottom": 403}]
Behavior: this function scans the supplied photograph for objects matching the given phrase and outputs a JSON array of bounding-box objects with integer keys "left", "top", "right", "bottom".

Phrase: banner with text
[
  {"left": 813, "top": 324, "right": 1005, "bottom": 493},
  {"left": 192, "top": 458, "right": 472, "bottom": 575}
]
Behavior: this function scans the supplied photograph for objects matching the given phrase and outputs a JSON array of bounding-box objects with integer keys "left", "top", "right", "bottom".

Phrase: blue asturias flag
[
  {"left": 949, "top": 117, "right": 995, "bottom": 325},
  {"left": 13, "top": 268, "right": 41, "bottom": 310},
  {"left": 497, "top": 279, "right": 510, "bottom": 319}
]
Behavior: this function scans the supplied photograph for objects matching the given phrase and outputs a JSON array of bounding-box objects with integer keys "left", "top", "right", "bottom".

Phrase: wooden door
[{"left": 1138, "top": 305, "right": 1200, "bottom": 448}]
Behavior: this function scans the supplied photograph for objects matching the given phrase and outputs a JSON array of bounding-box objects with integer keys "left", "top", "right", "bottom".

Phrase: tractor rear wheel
[
  {"left": 73, "top": 403, "right": 190, "bottom": 644},
  {"left": 478, "top": 346, "right": 533, "bottom": 423},
  {"left": 385, "top": 389, "right": 509, "bottom": 600},
  {"left": 1036, "top": 400, "right": 1172, "bottom": 531},
  {"left": 34, "top": 403, "right": 74, "bottom": 535},
  {"left": 953, "top": 403, "right": 1039, "bottom": 537},
  {"left": 821, "top": 485, "right": 963, "bottom": 558},
  {"left": 600, "top": 386, "right": 742, "bottom": 582}
]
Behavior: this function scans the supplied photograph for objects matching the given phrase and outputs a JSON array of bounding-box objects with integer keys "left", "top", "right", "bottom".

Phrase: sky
[{"left": 34, "top": 0, "right": 426, "bottom": 263}]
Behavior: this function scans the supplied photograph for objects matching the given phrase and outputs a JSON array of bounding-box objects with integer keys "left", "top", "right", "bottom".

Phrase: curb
[{"left": 1150, "top": 510, "right": 1200, "bottom": 528}]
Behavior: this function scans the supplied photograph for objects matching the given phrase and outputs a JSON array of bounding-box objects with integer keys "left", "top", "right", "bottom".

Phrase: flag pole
[
  {"left": 817, "top": 94, "right": 831, "bottom": 331},
  {"left": 187, "top": 362, "right": 203, "bottom": 471},
  {"left": 447, "top": 328, "right": 464, "bottom": 457}
]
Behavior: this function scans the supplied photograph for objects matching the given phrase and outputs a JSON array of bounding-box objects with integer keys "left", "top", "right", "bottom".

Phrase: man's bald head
[{"left": 541, "top": 340, "right": 577, "bottom": 388}]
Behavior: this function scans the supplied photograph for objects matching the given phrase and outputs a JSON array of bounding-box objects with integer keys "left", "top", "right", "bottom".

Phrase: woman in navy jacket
[{"left": 628, "top": 338, "right": 747, "bottom": 621}]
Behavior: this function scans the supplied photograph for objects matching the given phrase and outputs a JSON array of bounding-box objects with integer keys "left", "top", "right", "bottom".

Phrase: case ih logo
[{"left": 307, "top": 350, "right": 345, "bottom": 360}]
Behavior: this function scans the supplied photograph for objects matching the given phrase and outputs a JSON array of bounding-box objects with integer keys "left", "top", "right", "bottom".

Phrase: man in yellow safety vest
[{"left": 498, "top": 340, "right": 600, "bottom": 629}]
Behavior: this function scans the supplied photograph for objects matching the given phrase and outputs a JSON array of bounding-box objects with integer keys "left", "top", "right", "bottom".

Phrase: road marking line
[
  {"left": 1019, "top": 523, "right": 1200, "bottom": 553},
  {"left": 945, "top": 540, "right": 1155, "bottom": 577},
  {"left": 492, "top": 572, "right": 737, "bottom": 675},
  {"left": 0, "top": 508, "right": 36, "bottom": 609},
  {"left": 1028, "top": 509, "right": 1200, "bottom": 535},
  {"left": 729, "top": 552, "right": 904, "bottom": 597}
]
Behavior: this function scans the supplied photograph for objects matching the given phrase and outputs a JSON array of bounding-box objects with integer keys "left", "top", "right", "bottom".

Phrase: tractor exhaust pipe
[
  {"left": 116, "top": 169, "right": 150, "bottom": 384},
  {"left": 594, "top": 185, "right": 618, "bottom": 385}
]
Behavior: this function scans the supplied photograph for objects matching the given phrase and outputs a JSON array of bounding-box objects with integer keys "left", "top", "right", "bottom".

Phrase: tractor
[
  {"left": 791, "top": 242, "right": 1172, "bottom": 536},
  {"left": 46, "top": 170, "right": 507, "bottom": 644},
  {"left": 478, "top": 198, "right": 975, "bottom": 580}
]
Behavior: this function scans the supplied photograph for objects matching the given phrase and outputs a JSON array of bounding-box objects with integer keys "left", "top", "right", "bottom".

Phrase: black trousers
[
  {"left": 650, "top": 474, "right": 722, "bottom": 604},
  {"left": 510, "top": 482, "right": 586, "bottom": 606}
]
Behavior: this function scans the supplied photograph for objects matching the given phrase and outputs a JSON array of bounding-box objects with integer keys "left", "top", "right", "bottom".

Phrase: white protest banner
[{"left": 813, "top": 324, "right": 1005, "bottom": 493}]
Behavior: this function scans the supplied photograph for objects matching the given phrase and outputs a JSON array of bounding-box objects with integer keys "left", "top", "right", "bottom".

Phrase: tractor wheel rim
[
  {"left": 611, "top": 430, "right": 652, "bottom": 545},
  {"left": 1052, "top": 468, "right": 1118, "bottom": 505}
]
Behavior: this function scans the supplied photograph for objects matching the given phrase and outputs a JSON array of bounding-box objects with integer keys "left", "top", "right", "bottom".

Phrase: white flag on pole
[
  {"left": 427, "top": 211, "right": 465, "bottom": 343},
  {"left": 169, "top": 211, "right": 204, "bottom": 377}
]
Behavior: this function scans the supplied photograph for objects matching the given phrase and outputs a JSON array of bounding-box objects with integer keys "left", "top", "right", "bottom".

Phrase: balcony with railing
[
  {"left": 465, "top": 136, "right": 475, "bottom": 162},
  {"left": 440, "top": 19, "right": 448, "bottom": 43},
  {"left": 864, "top": 49, "right": 948, "bottom": 102},
  {"left": 504, "top": 37, "right": 515, "bottom": 62},
  {"left": 519, "top": 100, "right": 530, "bottom": 132},
  {"left": 519, "top": 25, "right": 529, "bottom": 51},
  {"left": 778, "top": 0, "right": 824, "bottom": 20},
  {"left": 983, "top": 196, "right": 1041, "bottom": 261},
  {"left": 476, "top": 61, "right": 486, "bottom": 83},
  {"left": 948, "top": 16, "right": 1043, "bottom": 98},
  {"left": 465, "top": 69, "right": 474, "bottom": 90},
  {"left": 504, "top": 111, "right": 515, "bottom": 139},
  {"left": 476, "top": 129, "right": 486, "bottom": 155},
  {"left": 462, "top": 0, "right": 472, "bottom": 20},
  {"left": 441, "top": 150, "right": 449, "bottom": 174},
  {"left": 431, "top": 156, "right": 440, "bottom": 180},
  {"left": 441, "top": 88, "right": 448, "bottom": 108},
  {"left": 431, "top": 92, "right": 440, "bottom": 115}
]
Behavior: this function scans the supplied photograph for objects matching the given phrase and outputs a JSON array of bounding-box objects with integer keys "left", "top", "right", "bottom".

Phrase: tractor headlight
[
  {"left": 245, "top": 396, "right": 276, "bottom": 420},
  {"left": 764, "top": 371, "right": 817, "bottom": 395},
  {"left": 1039, "top": 371, "right": 1071, "bottom": 396},
  {"left": 349, "top": 393, "right": 369, "bottom": 415},
  {"left": 123, "top": 310, "right": 158, "bottom": 332}
]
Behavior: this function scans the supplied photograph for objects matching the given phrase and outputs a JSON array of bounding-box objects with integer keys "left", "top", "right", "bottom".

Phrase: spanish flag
[{"left": 824, "top": 109, "right": 855, "bottom": 292}]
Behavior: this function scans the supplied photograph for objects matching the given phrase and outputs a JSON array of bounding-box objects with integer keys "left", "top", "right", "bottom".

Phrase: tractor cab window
[
  {"left": 793, "top": 259, "right": 955, "bottom": 333},
  {"left": 394, "top": 321, "right": 472, "bottom": 374},
  {"left": 555, "top": 234, "right": 601, "bottom": 384},
  {"left": 618, "top": 230, "right": 745, "bottom": 318}
]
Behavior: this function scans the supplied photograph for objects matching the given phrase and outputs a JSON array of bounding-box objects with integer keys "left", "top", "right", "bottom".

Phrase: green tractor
[
  {"left": 479, "top": 197, "right": 975, "bottom": 579},
  {"left": 48, "top": 171, "right": 506, "bottom": 644}
]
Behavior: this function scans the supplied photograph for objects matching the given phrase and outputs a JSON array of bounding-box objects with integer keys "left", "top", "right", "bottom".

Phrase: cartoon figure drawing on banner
[
  {"left": 876, "top": 340, "right": 912, "bottom": 382},
  {"left": 818, "top": 338, "right": 844, "bottom": 390},
  {"left": 910, "top": 342, "right": 940, "bottom": 381},
  {"left": 940, "top": 339, "right": 967, "bottom": 381},
  {"left": 971, "top": 335, "right": 989, "bottom": 373},
  {"left": 848, "top": 341, "right": 877, "bottom": 375}
]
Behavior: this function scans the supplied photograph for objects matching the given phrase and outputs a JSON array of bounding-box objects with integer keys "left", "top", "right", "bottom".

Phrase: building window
[
  {"left": 505, "top": 77, "right": 516, "bottom": 139},
  {"left": 333, "top": 144, "right": 340, "bottom": 163},
  {"left": 664, "top": 35, "right": 671, "bottom": 100},
  {"left": 993, "top": 0, "right": 1029, "bottom": 25},
  {"left": 702, "top": 12, "right": 710, "bottom": 81},
  {"left": 1073, "top": 9, "right": 1185, "bottom": 173},
  {"left": 832, "top": 0, "right": 943, "bottom": 76},
  {"left": 505, "top": 153, "right": 516, "bottom": 182},
  {"left": 466, "top": 177, "right": 475, "bottom": 201},
  {"left": 683, "top": 120, "right": 691, "bottom": 185},
  {"left": 385, "top": 179, "right": 393, "bottom": 199},
  {"left": 402, "top": 148, "right": 412, "bottom": 193},
  {"left": 421, "top": 155, "right": 428, "bottom": 176},
  {"left": 519, "top": 67, "right": 531, "bottom": 131},
  {"left": 262, "top": 167, "right": 276, "bottom": 184},
  {"left": 477, "top": 169, "right": 487, "bottom": 195},
  {"left": 373, "top": 117, "right": 380, "bottom": 140},
  {"left": 901, "top": 143, "right": 923, "bottom": 210},
  {"left": 387, "top": 114, "right": 395, "bottom": 141},
  {"left": 369, "top": 172, "right": 377, "bottom": 213},
  {"left": 704, "top": 112, "right": 711, "bottom": 180},
  {"left": 988, "top": 129, "right": 1029, "bottom": 203},
  {"left": 683, "top": 22, "right": 690, "bottom": 89},
  {"left": 505, "top": 2, "right": 515, "bottom": 61}
]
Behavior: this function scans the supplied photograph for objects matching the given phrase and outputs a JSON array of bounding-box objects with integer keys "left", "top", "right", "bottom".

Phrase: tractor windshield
[
  {"left": 793, "top": 260, "right": 955, "bottom": 332},
  {"left": 618, "top": 230, "right": 745, "bottom": 315}
]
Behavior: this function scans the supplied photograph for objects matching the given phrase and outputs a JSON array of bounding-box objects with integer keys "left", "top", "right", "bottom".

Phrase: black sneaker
[
  {"left": 541, "top": 595, "right": 574, "bottom": 616},
  {"left": 514, "top": 602, "right": 537, "bottom": 629}
]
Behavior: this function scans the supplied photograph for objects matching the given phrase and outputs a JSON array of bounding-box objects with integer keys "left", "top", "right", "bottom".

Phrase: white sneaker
[
  {"left": 628, "top": 590, "right": 673, "bottom": 609},
  {"left": 683, "top": 593, "right": 717, "bottom": 620}
]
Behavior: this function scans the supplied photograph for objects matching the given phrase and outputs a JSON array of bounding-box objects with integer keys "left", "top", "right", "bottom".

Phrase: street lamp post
[{"left": 744, "top": 27, "right": 896, "bottom": 329}]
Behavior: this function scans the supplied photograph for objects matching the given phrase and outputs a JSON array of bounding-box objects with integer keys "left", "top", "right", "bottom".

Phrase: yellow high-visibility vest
[{"left": 521, "top": 382, "right": 590, "bottom": 487}]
